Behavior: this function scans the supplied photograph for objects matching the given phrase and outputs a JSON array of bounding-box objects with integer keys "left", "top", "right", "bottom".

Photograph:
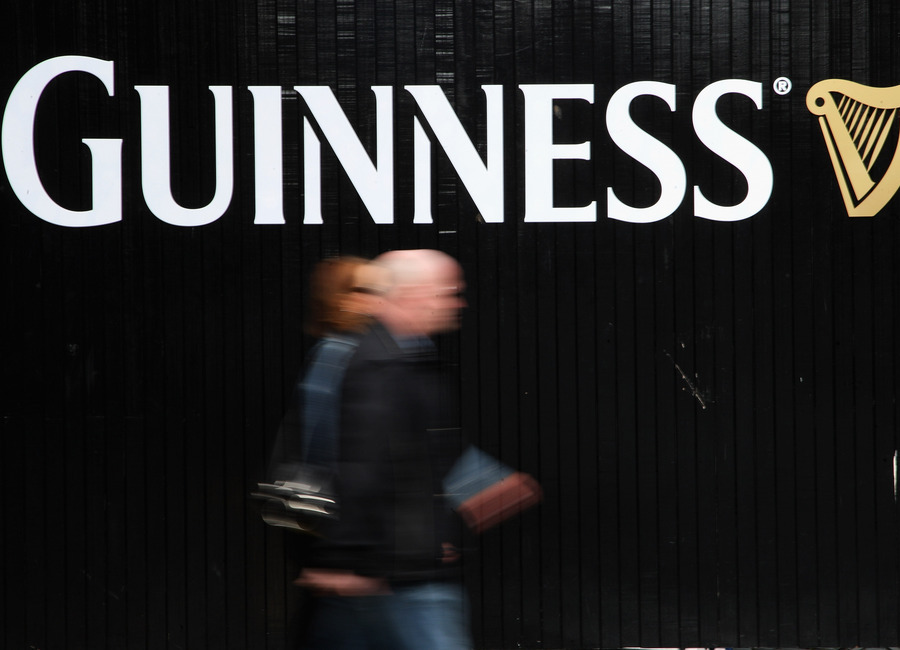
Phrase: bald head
[{"left": 373, "top": 249, "right": 466, "bottom": 336}]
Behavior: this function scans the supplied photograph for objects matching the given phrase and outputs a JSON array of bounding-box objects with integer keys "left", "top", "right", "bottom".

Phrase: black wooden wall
[{"left": 3, "top": 1, "right": 900, "bottom": 648}]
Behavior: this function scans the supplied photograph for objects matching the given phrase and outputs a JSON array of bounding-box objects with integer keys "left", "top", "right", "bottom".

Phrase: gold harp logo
[{"left": 807, "top": 79, "right": 900, "bottom": 216}]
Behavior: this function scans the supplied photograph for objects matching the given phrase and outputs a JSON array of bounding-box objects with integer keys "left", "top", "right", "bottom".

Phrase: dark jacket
[{"left": 310, "top": 322, "right": 464, "bottom": 583}]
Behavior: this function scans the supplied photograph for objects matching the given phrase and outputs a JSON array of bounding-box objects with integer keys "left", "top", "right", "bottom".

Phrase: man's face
[{"left": 417, "top": 262, "right": 467, "bottom": 335}]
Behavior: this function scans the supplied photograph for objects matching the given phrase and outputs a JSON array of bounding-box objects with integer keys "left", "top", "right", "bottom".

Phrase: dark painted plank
[
  {"left": 2, "top": 418, "right": 29, "bottom": 650},
  {"left": 833, "top": 214, "right": 859, "bottom": 647},
  {"left": 556, "top": 225, "right": 585, "bottom": 650},
  {"left": 787, "top": 6, "right": 820, "bottom": 646},
  {"left": 852, "top": 221, "right": 880, "bottom": 645}
]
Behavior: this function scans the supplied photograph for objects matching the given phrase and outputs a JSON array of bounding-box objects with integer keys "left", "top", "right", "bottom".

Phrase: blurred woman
[
  {"left": 264, "top": 256, "right": 375, "bottom": 508},
  {"left": 276, "top": 256, "right": 385, "bottom": 649},
  {"left": 298, "top": 256, "right": 377, "bottom": 467}
]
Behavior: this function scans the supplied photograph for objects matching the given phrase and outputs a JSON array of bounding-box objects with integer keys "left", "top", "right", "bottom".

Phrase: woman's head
[{"left": 305, "top": 256, "right": 374, "bottom": 338}]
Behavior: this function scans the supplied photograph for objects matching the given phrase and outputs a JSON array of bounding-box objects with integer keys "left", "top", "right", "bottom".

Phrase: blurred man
[{"left": 298, "top": 249, "right": 470, "bottom": 650}]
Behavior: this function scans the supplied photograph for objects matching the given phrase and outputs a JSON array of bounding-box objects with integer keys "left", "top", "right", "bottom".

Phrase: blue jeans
[
  {"left": 385, "top": 581, "right": 471, "bottom": 650},
  {"left": 302, "top": 581, "right": 470, "bottom": 650}
]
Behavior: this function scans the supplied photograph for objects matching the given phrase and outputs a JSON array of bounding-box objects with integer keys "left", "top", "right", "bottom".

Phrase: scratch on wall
[{"left": 666, "top": 349, "right": 709, "bottom": 410}]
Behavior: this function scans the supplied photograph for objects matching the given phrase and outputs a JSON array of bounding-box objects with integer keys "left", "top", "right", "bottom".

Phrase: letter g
[{"left": 2, "top": 56, "right": 122, "bottom": 226}]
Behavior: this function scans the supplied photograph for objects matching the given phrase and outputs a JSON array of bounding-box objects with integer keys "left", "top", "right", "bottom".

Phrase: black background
[{"left": 2, "top": 1, "right": 900, "bottom": 648}]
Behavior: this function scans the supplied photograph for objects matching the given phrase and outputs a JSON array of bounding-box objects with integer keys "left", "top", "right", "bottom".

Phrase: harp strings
[{"left": 835, "top": 93, "right": 897, "bottom": 173}]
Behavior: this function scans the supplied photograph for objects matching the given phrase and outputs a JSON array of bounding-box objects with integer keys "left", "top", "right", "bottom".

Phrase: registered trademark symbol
[{"left": 773, "top": 76, "right": 792, "bottom": 95}]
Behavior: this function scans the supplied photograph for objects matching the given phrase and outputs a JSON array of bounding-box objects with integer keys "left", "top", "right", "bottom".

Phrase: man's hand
[{"left": 294, "top": 569, "right": 390, "bottom": 596}]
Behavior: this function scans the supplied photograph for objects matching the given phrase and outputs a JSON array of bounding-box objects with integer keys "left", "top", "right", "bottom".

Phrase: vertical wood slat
[
  {"left": 873, "top": 209, "right": 900, "bottom": 645},
  {"left": 2, "top": 418, "right": 29, "bottom": 650}
]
